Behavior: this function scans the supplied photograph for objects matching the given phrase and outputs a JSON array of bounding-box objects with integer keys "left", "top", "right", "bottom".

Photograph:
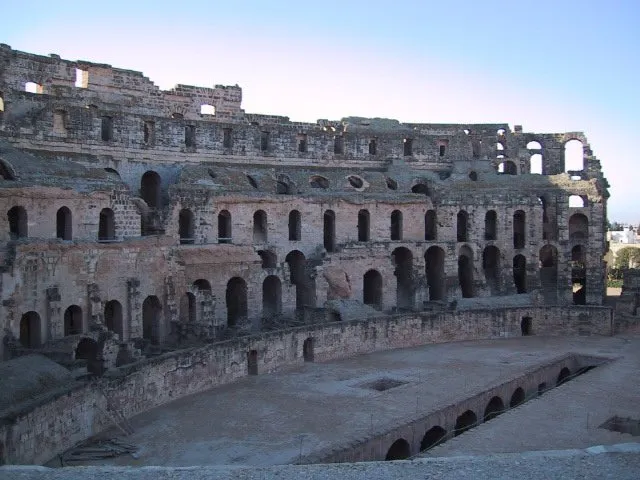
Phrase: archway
[
  {"left": 142, "top": 295, "right": 162, "bottom": 345},
  {"left": 262, "top": 275, "right": 282, "bottom": 317},
  {"left": 104, "top": 300, "right": 124, "bottom": 339},
  {"left": 56, "top": 206, "right": 72, "bottom": 240},
  {"left": 63, "top": 305, "right": 83, "bottom": 336},
  {"left": 385, "top": 438, "right": 411, "bottom": 460},
  {"left": 247, "top": 349, "right": 258, "bottom": 375},
  {"left": 455, "top": 410, "right": 477, "bottom": 436},
  {"left": 513, "top": 210, "right": 526, "bottom": 249},
  {"left": 557, "top": 367, "right": 571, "bottom": 386},
  {"left": 74, "top": 338, "right": 101, "bottom": 374},
  {"left": 498, "top": 160, "right": 517, "bottom": 175},
  {"left": 458, "top": 246, "right": 474, "bottom": 298},
  {"left": 390, "top": 210, "right": 403, "bottom": 240},
  {"left": 258, "top": 250, "right": 277, "bottom": 269},
  {"left": 457, "top": 210, "right": 468, "bottom": 242},
  {"left": 482, "top": 246, "right": 500, "bottom": 295},
  {"left": 569, "top": 213, "right": 588, "bottom": 241},
  {"left": 564, "top": 139, "right": 584, "bottom": 172},
  {"left": 179, "top": 292, "right": 196, "bottom": 323},
  {"left": 420, "top": 426, "right": 446, "bottom": 451},
  {"left": 425, "top": 246, "right": 445, "bottom": 301},
  {"left": 363, "top": 269, "right": 383, "bottom": 310},
  {"left": 324, "top": 210, "right": 336, "bottom": 252},
  {"left": 140, "top": 171, "right": 161, "bottom": 209},
  {"left": 218, "top": 210, "right": 232, "bottom": 243},
  {"left": 521, "top": 316, "right": 532, "bottom": 335},
  {"left": 510, "top": 387, "right": 525, "bottom": 407},
  {"left": 357, "top": 209, "right": 370, "bottom": 242},
  {"left": 286, "top": 250, "right": 314, "bottom": 312},
  {"left": 484, "top": 210, "right": 497, "bottom": 240},
  {"left": 392, "top": 247, "right": 414, "bottom": 310},
  {"left": 288, "top": 210, "right": 301, "bottom": 241},
  {"left": 98, "top": 208, "right": 115, "bottom": 241},
  {"left": 539, "top": 245, "right": 558, "bottom": 293},
  {"left": 8, "top": 206, "right": 27, "bottom": 238},
  {"left": 178, "top": 209, "right": 195, "bottom": 244},
  {"left": 303, "top": 337, "right": 314, "bottom": 362},
  {"left": 483, "top": 396, "right": 505, "bottom": 421},
  {"left": 226, "top": 277, "right": 248, "bottom": 327},
  {"left": 424, "top": 210, "right": 437, "bottom": 241},
  {"left": 513, "top": 254, "right": 527, "bottom": 293},
  {"left": 19, "top": 311, "right": 41, "bottom": 348},
  {"left": 253, "top": 210, "right": 268, "bottom": 243}
]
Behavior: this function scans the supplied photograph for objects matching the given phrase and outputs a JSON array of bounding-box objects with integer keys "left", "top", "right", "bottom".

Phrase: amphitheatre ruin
[{"left": 0, "top": 45, "right": 638, "bottom": 478}]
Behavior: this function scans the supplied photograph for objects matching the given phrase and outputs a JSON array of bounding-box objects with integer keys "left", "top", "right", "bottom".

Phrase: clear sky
[{"left": 3, "top": 0, "right": 639, "bottom": 223}]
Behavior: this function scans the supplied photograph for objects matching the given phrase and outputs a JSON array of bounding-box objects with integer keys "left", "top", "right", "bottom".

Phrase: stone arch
[
  {"left": 513, "top": 254, "right": 527, "bottom": 293},
  {"left": 0, "top": 157, "right": 17, "bottom": 180},
  {"left": 218, "top": 210, "right": 232, "bottom": 243},
  {"left": 253, "top": 210, "right": 268, "bottom": 244},
  {"left": 420, "top": 426, "right": 446, "bottom": 451},
  {"left": 179, "top": 208, "right": 195, "bottom": 244},
  {"left": 557, "top": 367, "right": 571, "bottom": 386},
  {"left": 457, "top": 210, "right": 468, "bottom": 242},
  {"left": 8, "top": 206, "right": 27, "bottom": 239},
  {"left": 569, "top": 195, "right": 585, "bottom": 208},
  {"left": 424, "top": 210, "right": 437, "bottom": 241},
  {"left": 286, "top": 250, "right": 314, "bottom": 312},
  {"left": 498, "top": 160, "right": 518, "bottom": 175},
  {"left": 262, "top": 275, "right": 282, "bottom": 317},
  {"left": 425, "top": 246, "right": 445, "bottom": 301},
  {"left": 98, "top": 208, "right": 115, "bottom": 241},
  {"left": 392, "top": 247, "right": 414, "bottom": 310},
  {"left": 484, "top": 396, "right": 505, "bottom": 421},
  {"left": 140, "top": 171, "right": 161, "bottom": 209},
  {"left": 142, "top": 295, "right": 162, "bottom": 345},
  {"left": 56, "top": 206, "right": 72, "bottom": 240},
  {"left": 363, "top": 269, "right": 383, "bottom": 310},
  {"left": 569, "top": 213, "right": 588, "bottom": 241},
  {"left": 564, "top": 139, "right": 584, "bottom": 172},
  {"left": 358, "top": 209, "right": 370, "bottom": 242},
  {"left": 482, "top": 246, "right": 501, "bottom": 294},
  {"left": 510, "top": 387, "right": 525, "bottom": 407},
  {"left": 455, "top": 410, "right": 477, "bottom": 436},
  {"left": 288, "top": 210, "right": 301, "bottom": 241},
  {"left": 104, "top": 300, "right": 123, "bottom": 339},
  {"left": 385, "top": 438, "right": 411, "bottom": 460},
  {"left": 19, "top": 311, "right": 41, "bottom": 348},
  {"left": 63, "top": 305, "right": 83, "bottom": 336},
  {"left": 513, "top": 210, "right": 526, "bottom": 249},
  {"left": 390, "top": 210, "right": 403, "bottom": 240},
  {"left": 484, "top": 210, "right": 497, "bottom": 240},
  {"left": 226, "top": 277, "right": 248, "bottom": 327},
  {"left": 458, "top": 245, "right": 474, "bottom": 298},
  {"left": 324, "top": 210, "right": 336, "bottom": 252}
]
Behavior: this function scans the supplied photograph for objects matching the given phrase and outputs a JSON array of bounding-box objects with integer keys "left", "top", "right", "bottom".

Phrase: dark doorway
[
  {"left": 218, "top": 210, "right": 232, "bottom": 243},
  {"left": 458, "top": 247, "right": 474, "bottom": 298},
  {"left": 424, "top": 210, "right": 437, "bottom": 241},
  {"left": 141, "top": 171, "right": 161, "bottom": 209},
  {"left": 420, "top": 426, "right": 446, "bottom": 451},
  {"left": 513, "top": 210, "right": 526, "bottom": 249},
  {"left": 262, "top": 275, "right": 282, "bottom": 317},
  {"left": 8, "top": 206, "right": 27, "bottom": 238},
  {"left": 180, "top": 292, "right": 196, "bottom": 324},
  {"left": 98, "top": 208, "right": 115, "bottom": 241},
  {"left": 358, "top": 209, "right": 370, "bottom": 242},
  {"left": 64, "top": 305, "right": 83, "bottom": 336},
  {"left": 557, "top": 367, "right": 571, "bottom": 386},
  {"left": 425, "top": 246, "right": 445, "bottom": 301},
  {"left": 455, "top": 410, "right": 477, "bottom": 436},
  {"left": 104, "top": 300, "right": 124, "bottom": 339},
  {"left": 484, "top": 210, "right": 497, "bottom": 240},
  {"left": 288, "top": 210, "right": 301, "bottom": 241},
  {"left": 253, "top": 210, "right": 268, "bottom": 243},
  {"left": 457, "top": 210, "right": 468, "bottom": 242},
  {"left": 363, "top": 269, "right": 383, "bottom": 310},
  {"left": 392, "top": 247, "right": 414, "bottom": 310},
  {"left": 286, "top": 250, "right": 312, "bottom": 313},
  {"left": 247, "top": 349, "right": 258, "bottom": 375},
  {"left": 179, "top": 209, "right": 195, "bottom": 244},
  {"left": 56, "top": 206, "right": 72, "bottom": 240},
  {"left": 510, "top": 387, "right": 525, "bottom": 407},
  {"left": 482, "top": 246, "right": 500, "bottom": 295},
  {"left": 385, "top": 438, "right": 411, "bottom": 460},
  {"left": 539, "top": 245, "right": 558, "bottom": 294},
  {"left": 75, "top": 338, "right": 101, "bottom": 374},
  {"left": 19, "top": 311, "right": 41, "bottom": 348},
  {"left": 569, "top": 213, "right": 588, "bottom": 241},
  {"left": 483, "top": 396, "right": 505, "bottom": 421},
  {"left": 303, "top": 337, "right": 314, "bottom": 362},
  {"left": 390, "top": 210, "right": 403, "bottom": 240},
  {"left": 226, "top": 277, "right": 248, "bottom": 327},
  {"left": 324, "top": 210, "right": 336, "bottom": 252},
  {"left": 142, "top": 296, "right": 162, "bottom": 345},
  {"left": 513, "top": 255, "right": 527, "bottom": 293},
  {"left": 521, "top": 316, "right": 532, "bottom": 336}
]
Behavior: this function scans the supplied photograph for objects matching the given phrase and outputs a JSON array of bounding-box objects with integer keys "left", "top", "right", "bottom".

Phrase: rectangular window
[
  {"left": 298, "top": 134, "right": 307, "bottom": 153},
  {"left": 75, "top": 68, "right": 89, "bottom": 88},
  {"left": 223, "top": 128, "right": 233, "bottom": 148},
  {"left": 403, "top": 138, "right": 413, "bottom": 156},
  {"left": 261, "top": 131, "right": 269, "bottom": 151},
  {"left": 101, "top": 116, "right": 113, "bottom": 141},
  {"left": 185, "top": 125, "right": 196, "bottom": 148},
  {"left": 334, "top": 135, "right": 344, "bottom": 154}
]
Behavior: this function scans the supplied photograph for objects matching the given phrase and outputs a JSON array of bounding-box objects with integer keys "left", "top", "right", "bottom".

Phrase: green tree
[{"left": 614, "top": 247, "right": 640, "bottom": 269}]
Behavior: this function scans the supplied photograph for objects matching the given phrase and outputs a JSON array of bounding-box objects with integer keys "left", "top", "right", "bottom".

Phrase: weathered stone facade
[{"left": 0, "top": 45, "right": 610, "bottom": 363}]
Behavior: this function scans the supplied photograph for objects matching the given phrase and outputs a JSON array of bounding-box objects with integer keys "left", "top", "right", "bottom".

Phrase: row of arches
[{"left": 497, "top": 139, "right": 585, "bottom": 176}]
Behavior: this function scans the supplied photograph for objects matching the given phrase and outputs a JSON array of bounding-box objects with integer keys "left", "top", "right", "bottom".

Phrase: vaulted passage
[
  {"left": 484, "top": 210, "right": 497, "bottom": 240},
  {"left": 357, "top": 209, "right": 370, "bottom": 242},
  {"left": 385, "top": 438, "right": 410, "bottom": 460},
  {"left": 390, "top": 210, "right": 403, "bottom": 240},
  {"left": 56, "top": 206, "right": 72, "bottom": 240},
  {"left": 64, "top": 305, "right": 83, "bottom": 336},
  {"left": 288, "top": 210, "right": 301, "bottom": 241},
  {"left": 513, "top": 210, "right": 526, "bottom": 249},
  {"left": 324, "top": 210, "right": 336, "bottom": 252},
  {"left": 425, "top": 246, "right": 445, "bottom": 301},
  {"left": 513, "top": 254, "right": 527, "bottom": 293},
  {"left": 253, "top": 210, "right": 268, "bottom": 243},
  {"left": 20, "top": 311, "right": 41, "bottom": 348},
  {"left": 510, "top": 387, "right": 525, "bottom": 407},
  {"left": 483, "top": 396, "right": 505, "bottom": 421},
  {"left": 482, "top": 246, "right": 500, "bottom": 295},
  {"left": 420, "top": 426, "right": 447, "bottom": 451},
  {"left": 262, "top": 275, "right": 282, "bottom": 317},
  {"left": 179, "top": 209, "right": 195, "bottom": 244},
  {"left": 8, "top": 206, "right": 27, "bottom": 239},
  {"left": 455, "top": 410, "right": 477, "bottom": 436},
  {"left": 392, "top": 247, "right": 414, "bottom": 310},
  {"left": 226, "top": 277, "right": 248, "bottom": 327},
  {"left": 458, "top": 246, "right": 474, "bottom": 298},
  {"left": 104, "top": 300, "right": 124, "bottom": 339},
  {"left": 141, "top": 171, "right": 161, "bottom": 209},
  {"left": 363, "top": 269, "right": 383, "bottom": 310},
  {"left": 142, "top": 295, "right": 162, "bottom": 345},
  {"left": 424, "top": 210, "right": 437, "bottom": 241}
]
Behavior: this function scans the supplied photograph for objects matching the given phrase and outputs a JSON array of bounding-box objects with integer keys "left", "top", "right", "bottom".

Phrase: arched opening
[
  {"left": 411, "top": 183, "right": 430, "bottom": 196},
  {"left": 457, "top": 210, "right": 468, "bottom": 242},
  {"left": 179, "top": 292, "right": 196, "bottom": 323},
  {"left": 569, "top": 213, "right": 588, "bottom": 241},
  {"left": 482, "top": 246, "right": 500, "bottom": 295},
  {"left": 571, "top": 244, "right": 587, "bottom": 305},
  {"left": 286, "top": 250, "right": 314, "bottom": 313},
  {"left": 557, "top": 367, "right": 571, "bottom": 386},
  {"left": 564, "top": 139, "right": 584, "bottom": 172},
  {"left": 521, "top": 316, "right": 532, "bottom": 336},
  {"left": 498, "top": 160, "right": 517, "bottom": 175},
  {"left": 513, "top": 210, "right": 526, "bottom": 249},
  {"left": 483, "top": 396, "right": 505, "bottom": 421},
  {"left": 420, "top": 426, "right": 446, "bottom": 451},
  {"left": 458, "top": 246, "right": 474, "bottom": 298},
  {"left": 303, "top": 337, "right": 314, "bottom": 362},
  {"left": 385, "top": 438, "right": 411, "bottom": 460},
  {"left": 98, "top": 208, "right": 115, "bottom": 241},
  {"left": 288, "top": 210, "right": 301, "bottom": 241},
  {"left": 262, "top": 275, "right": 282, "bottom": 317},
  {"left": 104, "top": 300, "right": 123, "bottom": 339},
  {"left": 74, "top": 338, "right": 101, "bottom": 374},
  {"left": 226, "top": 277, "right": 248, "bottom": 327},
  {"left": 142, "top": 295, "right": 162, "bottom": 345},
  {"left": 539, "top": 245, "right": 558, "bottom": 295},
  {"left": 258, "top": 250, "right": 277, "bottom": 269},
  {"left": 179, "top": 208, "right": 195, "bottom": 244},
  {"left": 324, "top": 210, "right": 336, "bottom": 252},
  {"left": 140, "top": 171, "right": 161, "bottom": 209},
  {"left": 363, "top": 269, "right": 383, "bottom": 310},
  {"left": 530, "top": 154, "right": 543, "bottom": 174},
  {"left": 309, "top": 175, "right": 329, "bottom": 189},
  {"left": 455, "top": 410, "right": 477, "bottom": 436},
  {"left": 509, "top": 387, "right": 525, "bottom": 407},
  {"left": 513, "top": 254, "right": 527, "bottom": 293},
  {"left": 527, "top": 141, "right": 542, "bottom": 150},
  {"left": 484, "top": 211, "right": 497, "bottom": 240},
  {"left": 0, "top": 158, "right": 16, "bottom": 180},
  {"left": 392, "top": 247, "right": 414, "bottom": 310},
  {"left": 424, "top": 210, "right": 437, "bottom": 241},
  {"left": 276, "top": 176, "right": 291, "bottom": 194},
  {"left": 19, "top": 311, "right": 41, "bottom": 348},
  {"left": 8, "top": 206, "right": 27, "bottom": 239},
  {"left": 247, "top": 349, "right": 258, "bottom": 375},
  {"left": 218, "top": 210, "right": 232, "bottom": 244},
  {"left": 390, "top": 210, "right": 403, "bottom": 240},
  {"left": 63, "top": 305, "right": 83, "bottom": 336},
  {"left": 569, "top": 195, "right": 585, "bottom": 208},
  {"left": 253, "top": 210, "right": 268, "bottom": 243},
  {"left": 56, "top": 207, "right": 72, "bottom": 240},
  {"left": 425, "top": 246, "right": 445, "bottom": 301},
  {"left": 357, "top": 209, "right": 370, "bottom": 242}
]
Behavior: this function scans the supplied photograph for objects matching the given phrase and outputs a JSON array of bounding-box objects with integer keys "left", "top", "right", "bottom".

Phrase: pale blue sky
[{"left": 3, "top": 1, "right": 639, "bottom": 222}]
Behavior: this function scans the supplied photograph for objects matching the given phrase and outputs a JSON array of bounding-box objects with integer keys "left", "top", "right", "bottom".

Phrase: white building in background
[{"left": 608, "top": 226, "right": 637, "bottom": 244}]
